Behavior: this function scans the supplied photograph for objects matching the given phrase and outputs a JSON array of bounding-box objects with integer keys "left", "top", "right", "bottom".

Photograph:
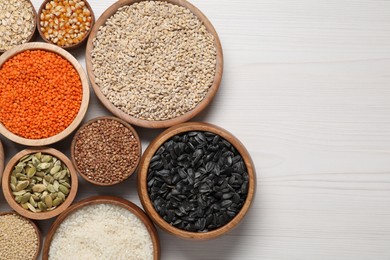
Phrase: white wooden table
[{"left": 1, "top": 0, "right": 390, "bottom": 259}]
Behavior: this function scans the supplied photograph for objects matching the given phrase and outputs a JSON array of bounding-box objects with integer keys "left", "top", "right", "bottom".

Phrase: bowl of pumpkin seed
[{"left": 1, "top": 147, "right": 78, "bottom": 220}]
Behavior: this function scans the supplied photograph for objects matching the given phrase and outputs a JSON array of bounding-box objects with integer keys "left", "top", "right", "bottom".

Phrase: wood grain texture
[
  {"left": 0, "top": 0, "right": 389, "bottom": 259},
  {"left": 0, "top": 42, "right": 90, "bottom": 146},
  {"left": 85, "top": 0, "right": 223, "bottom": 128}
]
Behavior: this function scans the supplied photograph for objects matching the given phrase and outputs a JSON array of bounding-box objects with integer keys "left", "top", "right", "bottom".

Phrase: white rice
[{"left": 49, "top": 203, "right": 154, "bottom": 260}]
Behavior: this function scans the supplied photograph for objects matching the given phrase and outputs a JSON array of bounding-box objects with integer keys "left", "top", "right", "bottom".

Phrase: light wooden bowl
[
  {"left": 0, "top": 0, "right": 37, "bottom": 54},
  {"left": 70, "top": 116, "right": 142, "bottom": 186},
  {"left": 86, "top": 0, "right": 223, "bottom": 128},
  {"left": 42, "top": 196, "right": 161, "bottom": 260},
  {"left": 0, "top": 211, "right": 42, "bottom": 260},
  {"left": 1, "top": 148, "right": 79, "bottom": 220},
  {"left": 138, "top": 122, "right": 256, "bottom": 240},
  {"left": 37, "top": 0, "right": 95, "bottom": 50},
  {"left": 0, "top": 140, "right": 4, "bottom": 185},
  {"left": 0, "top": 42, "right": 90, "bottom": 146}
]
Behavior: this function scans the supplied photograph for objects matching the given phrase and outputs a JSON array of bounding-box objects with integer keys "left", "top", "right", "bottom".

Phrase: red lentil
[{"left": 0, "top": 50, "right": 82, "bottom": 139}]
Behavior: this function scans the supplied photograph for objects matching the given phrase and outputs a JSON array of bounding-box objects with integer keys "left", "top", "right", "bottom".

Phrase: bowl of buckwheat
[{"left": 86, "top": 0, "right": 223, "bottom": 128}]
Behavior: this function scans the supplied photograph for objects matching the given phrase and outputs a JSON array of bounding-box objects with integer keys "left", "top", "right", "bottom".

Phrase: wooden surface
[
  {"left": 70, "top": 116, "right": 142, "bottom": 186},
  {"left": 42, "top": 196, "right": 160, "bottom": 260},
  {"left": 0, "top": 0, "right": 389, "bottom": 259},
  {"left": 2, "top": 148, "right": 78, "bottom": 220},
  {"left": 0, "top": 42, "right": 90, "bottom": 146},
  {"left": 37, "top": 0, "right": 95, "bottom": 50},
  {"left": 0, "top": 141, "right": 3, "bottom": 185},
  {"left": 0, "top": 211, "right": 42, "bottom": 260},
  {"left": 85, "top": 0, "right": 223, "bottom": 128},
  {"left": 138, "top": 122, "right": 256, "bottom": 240}
]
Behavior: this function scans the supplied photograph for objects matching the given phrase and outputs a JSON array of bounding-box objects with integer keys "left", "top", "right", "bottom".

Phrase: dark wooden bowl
[
  {"left": 70, "top": 116, "right": 142, "bottom": 186},
  {"left": 86, "top": 0, "right": 223, "bottom": 128},
  {"left": 1, "top": 148, "right": 79, "bottom": 220},
  {"left": 0, "top": 211, "right": 42, "bottom": 260},
  {"left": 42, "top": 196, "right": 161, "bottom": 260},
  {"left": 37, "top": 0, "right": 95, "bottom": 50},
  {"left": 0, "top": 0, "right": 37, "bottom": 54},
  {"left": 137, "top": 122, "right": 256, "bottom": 240},
  {"left": 0, "top": 42, "right": 90, "bottom": 146}
]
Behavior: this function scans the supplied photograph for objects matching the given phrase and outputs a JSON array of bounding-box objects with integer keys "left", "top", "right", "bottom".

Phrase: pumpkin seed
[{"left": 10, "top": 152, "right": 72, "bottom": 213}]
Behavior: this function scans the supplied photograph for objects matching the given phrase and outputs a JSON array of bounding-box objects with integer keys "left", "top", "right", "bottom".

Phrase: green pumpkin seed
[
  {"left": 26, "top": 167, "right": 36, "bottom": 178},
  {"left": 21, "top": 193, "right": 31, "bottom": 204},
  {"left": 57, "top": 192, "right": 65, "bottom": 200},
  {"left": 21, "top": 203, "right": 29, "bottom": 210},
  {"left": 50, "top": 165, "right": 61, "bottom": 174},
  {"left": 13, "top": 190, "right": 27, "bottom": 196},
  {"left": 37, "top": 162, "right": 51, "bottom": 170},
  {"left": 59, "top": 185, "right": 69, "bottom": 195},
  {"left": 15, "top": 195, "right": 22, "bottom": 203},
  {"left": 26, "top": 202, "right": 37, "bottom": 212},
  {"left": 41, "top": 155, "right": 52, "bottom": 163},
  {"left": 11, "top": 176, "right": 17, "bottom": 186},
  {"left": 32, "top": 184, "right": 46, "bottom": 193},
  {"left": 53, "top": 198, "right": 63, "bottom": 207},
  {"left": 29, "top": 196, "right": 37, "bottom": 207},
  {"left": 15, "top": 180, "right": 29, "bottom": 192},
  {"left": 44, "top": 195, "right": 53, "bottom": 208},
  {"left": 11, "top": 152, "right": 71, "bottom": 212},
  {"left": 47, "top": 184, "right": 56, "bottom": 193},
  {"left": 38, "top": 201, "right": 47, "bottom": 211}
]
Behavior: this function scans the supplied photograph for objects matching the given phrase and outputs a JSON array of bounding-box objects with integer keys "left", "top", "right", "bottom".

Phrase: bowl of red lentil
[
  {"left": 37, "top": 0, "right": 95, "bottom": 50},
  {"left": 0, "top": 42, "right": 90, "bottom": 146},
  {"left": 86, "top": 0, "right": 223, "bottom": 128},
  {"left": 70, "top": 116, "right": 142, "bottom": 186},
  {"left": 0, "top": 212, "right": 42, "bottom": 260},
  {"left": 2, "top": 147, "right": 79, "bottom": 220}
]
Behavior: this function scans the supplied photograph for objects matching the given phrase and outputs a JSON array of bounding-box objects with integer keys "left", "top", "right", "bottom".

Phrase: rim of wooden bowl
[
  {"left": 37, "top": 0, "right": 95, "bottom": 50},
  {"left": 0, "top": 0, "right": 37, "bottom": 54},
  {"left": 0, "top": 140, "right": 4, "bottom": 185},
  {"left": 42, "top": 196, "right": 161, "bottom": 260},
  {"left": 0, "top": 42, "right": 90, "bottom": 146},
  {"left": 70, "top": 116, "right": 142, "bottom": 186},
  {"left": 1, "top": 147, "right": 79, "bottom": 220},
  {"left": 138, "top": 122, "right": 256, "bottom": 240},
  {"left": 85, "top": 0, "right": 224, "bottom": 129},
  {"left": 0, "top": 211, "right": 42, "bottom": 260}
]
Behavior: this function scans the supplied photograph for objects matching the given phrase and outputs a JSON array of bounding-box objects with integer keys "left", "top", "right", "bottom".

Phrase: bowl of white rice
[{"left": 42, "top": 196, "right": 160, "bottom": 260}]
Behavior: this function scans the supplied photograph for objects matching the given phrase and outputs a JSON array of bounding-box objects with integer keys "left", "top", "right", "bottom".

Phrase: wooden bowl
[
  {"left": 37, "top": 0, "right": 95, "bottom": 50},
  {"left": 70, "top": 116, "right": 142, "bottom": 186},
  {"left": 0, "top": 140, "right": 4, "bottom": 185},
  {"left": 138, "top": 122, "right": 256, "bottom": 240},
  {"left": 0, "top": 42, "right": 90, "bottom": 146},
  {"left": 1, "top": 147, "right": 79, "bottom": 220},
  {"left": 0, "top": 0, "right": 37, "bottom": 54},
  {"left": 0, "top": 211, "right": 42, "bottom": 260},
  {"left": 42, "top": 196, "right": 161, "bottom": 260},
  {"left": 86, "top": 0, "right": 223, "bottom": 128}
]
